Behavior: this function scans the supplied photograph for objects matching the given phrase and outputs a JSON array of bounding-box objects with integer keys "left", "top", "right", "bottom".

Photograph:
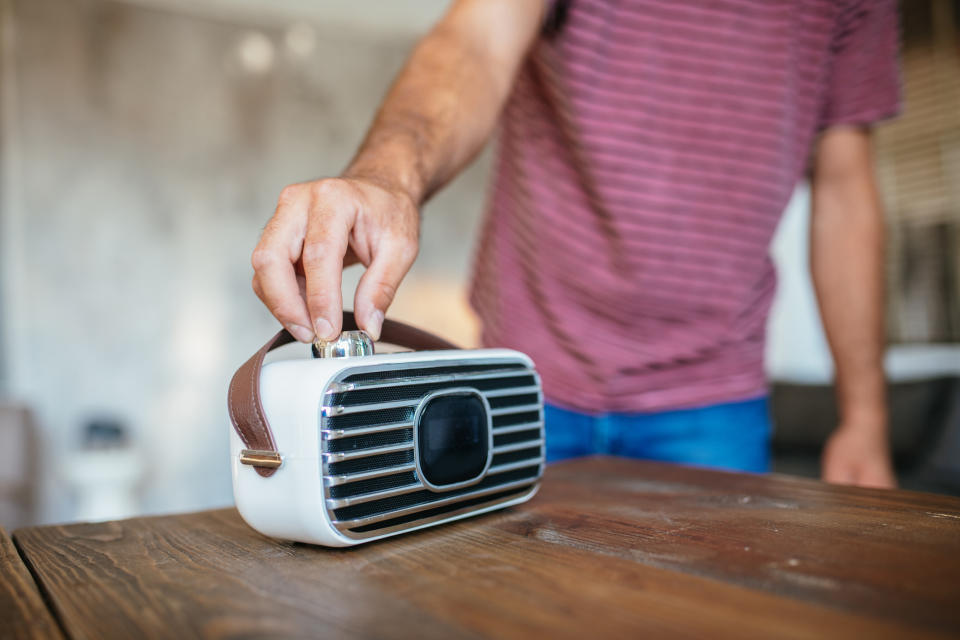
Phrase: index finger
[{"left": 301, "top": 188, "right": 354, "bottom": 341}]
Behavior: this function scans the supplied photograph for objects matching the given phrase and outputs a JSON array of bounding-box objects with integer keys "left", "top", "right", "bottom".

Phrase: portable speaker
[{"left": 228, "top": 312, "right": 544, "bottom": 546}]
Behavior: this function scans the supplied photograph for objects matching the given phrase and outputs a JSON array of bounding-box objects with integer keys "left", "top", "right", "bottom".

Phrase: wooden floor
[{"left": 8, "top": 457, "right": 960, "bottom": 639}]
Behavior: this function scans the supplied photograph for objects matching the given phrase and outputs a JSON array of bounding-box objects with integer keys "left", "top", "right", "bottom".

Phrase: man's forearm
[
  {"left": 810, "top": 127, "right": 888, "bottom": 427},
  {"left": 344, "top": 0, "right": 545, "bottom": 205},
  {"left": 250, "top": 0, "right": 545, "bottom": 343}
]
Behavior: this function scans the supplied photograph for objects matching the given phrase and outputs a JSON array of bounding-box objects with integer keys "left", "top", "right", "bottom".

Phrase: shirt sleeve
[
  {"left": 541, "top": 0, "right": 571, "bottom": 38},
  {"left": 819, "top": 0, "right": 902, "bottom": 129}
]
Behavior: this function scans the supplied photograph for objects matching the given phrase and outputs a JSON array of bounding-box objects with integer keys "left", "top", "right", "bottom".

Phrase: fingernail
[
  {"left": 287, "top": 324, "right": 314, "bottom": 343},
  {"left": 366, "top": 309, "right": 384, "bottom": 342},
  {"left": 314, "top": 317, "right": 336, "bottom": 341}
]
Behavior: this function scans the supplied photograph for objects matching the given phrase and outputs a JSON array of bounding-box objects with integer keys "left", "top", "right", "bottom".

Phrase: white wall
[
  {"left": 766, "top": 184, "right": 834, "bottom": 383},
  {"left": 0, "top": 0, "right": 477, "bottom": 524}
]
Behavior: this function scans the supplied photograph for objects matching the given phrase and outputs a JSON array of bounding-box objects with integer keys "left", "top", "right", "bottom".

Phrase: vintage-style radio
[{"left": 228, "top": 312, "right": 544, "bottom": 546}]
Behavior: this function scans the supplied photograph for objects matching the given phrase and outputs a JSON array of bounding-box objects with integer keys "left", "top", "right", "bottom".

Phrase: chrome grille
[{"left": 321, "top": 358, "right": 544, "bottom": 539}]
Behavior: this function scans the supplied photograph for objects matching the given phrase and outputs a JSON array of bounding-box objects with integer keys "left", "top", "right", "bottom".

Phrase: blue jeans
[{"left": 544, "top": 396, "right": 772, "bottom": 473}]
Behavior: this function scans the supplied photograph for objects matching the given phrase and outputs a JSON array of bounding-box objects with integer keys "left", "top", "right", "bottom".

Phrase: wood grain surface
[
  {"left": 0, "top": 527, "right": 63, "bottom": 639},
  {"left": 13, "top": 457, "right": 960, "bottom": 639}
]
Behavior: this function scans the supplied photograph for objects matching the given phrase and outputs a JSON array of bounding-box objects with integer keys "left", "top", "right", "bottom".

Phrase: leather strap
[{"left": 228, "top": 311, "right": 459, "bottom": 477}]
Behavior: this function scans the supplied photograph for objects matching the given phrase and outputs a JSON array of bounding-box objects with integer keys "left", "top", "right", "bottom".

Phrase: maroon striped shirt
[{"left": 469, "top": 0, "right": 899, "bottom": 413}]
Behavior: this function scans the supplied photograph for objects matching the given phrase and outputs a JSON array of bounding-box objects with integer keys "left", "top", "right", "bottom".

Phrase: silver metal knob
[{"left": 312, "top": 330, "right": 375, "bottom": 358}]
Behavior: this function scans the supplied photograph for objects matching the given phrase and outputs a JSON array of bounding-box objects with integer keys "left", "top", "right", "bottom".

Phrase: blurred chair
[{"left": 0, "top": 402, "right": 39, "bottom": 528}]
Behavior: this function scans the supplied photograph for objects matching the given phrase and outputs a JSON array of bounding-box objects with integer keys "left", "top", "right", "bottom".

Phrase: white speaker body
[{"left": 230, "top": 348, "right": 544, "bottom": 547}]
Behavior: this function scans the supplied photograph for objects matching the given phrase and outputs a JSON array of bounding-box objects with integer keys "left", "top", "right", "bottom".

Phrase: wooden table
[
  {"left": 1, "top": 527, "right": 61, "bottom": 639},
  {"left": 7, "top": 457, "right": 960, "bottom": 639}
]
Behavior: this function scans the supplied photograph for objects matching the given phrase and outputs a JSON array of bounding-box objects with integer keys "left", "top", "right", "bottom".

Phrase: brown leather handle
[{"left": 228, "top": 311, "right": 460, "bottom": 477}]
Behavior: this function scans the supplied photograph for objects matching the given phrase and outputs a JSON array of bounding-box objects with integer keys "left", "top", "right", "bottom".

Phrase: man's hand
[
  {"left": 250, "top": 0, "right": 543, "bottom": 342},
  {"left": 822, "top": 419, "right": 897, "bottom": 489},
  {"left": 252, "top": 177, "right": 419, "bottom": 342}
]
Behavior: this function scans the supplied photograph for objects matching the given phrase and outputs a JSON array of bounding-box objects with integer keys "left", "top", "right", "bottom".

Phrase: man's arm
[
  {"left": 252, "top": 0, "right": 545, "bottom": 342},
  {"left": 810, "top": 126, "right": 897, "bottom": 489}
]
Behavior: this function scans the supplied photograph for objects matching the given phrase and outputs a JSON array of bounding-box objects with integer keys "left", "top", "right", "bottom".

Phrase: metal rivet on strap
[{"left": 240, "top": 449, "right": 283, "bottom": 469}]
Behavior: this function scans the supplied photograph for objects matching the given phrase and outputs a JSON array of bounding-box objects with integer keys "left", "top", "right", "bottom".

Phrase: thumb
[{"left": 354, "top": 239, "right": 416, "bottom": 341}]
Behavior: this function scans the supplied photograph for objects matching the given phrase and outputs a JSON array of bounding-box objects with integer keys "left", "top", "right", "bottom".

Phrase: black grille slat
[
  {"left": 325, "top": 407, "right": 414, "bottom": 430},
  {"left": 327, "top": 450, "right": 414, "bottom": 476},
  {"left": 492, "top": 411, "right": 540, "bottom": 429},
  {"left": 491, "top": 447, "right": 542, "bottom": 467},
  {"left": 333, "top": 466, "right": 540, "bottom": 522},
  {"left": 348, "top": 486, "right": 532, "bottom": 534},
  {"left": 493, "top": 429, "right": 541, "bottom": 448},
  {"left": 342, "top": 363, "right": 526, "bottom": 384},
  {"left": 487, "top": 393, "right": 539, "bottom": 409},
  {"left": 329, "top": 471, "right": 418, "bottom": 499},
  {"left": 331, "top": 375, "right": 535, "bottom": 406},
  {"left": 326, "top": 429, "right": 413, "bottom": 453},
  {"left": 325, "top": 359, "right": 542, "bottom": 539}
]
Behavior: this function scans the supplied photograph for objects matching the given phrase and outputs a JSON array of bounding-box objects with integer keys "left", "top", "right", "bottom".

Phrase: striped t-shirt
[{"left": 469, "top": 0, "right": 900, "bottom": 413}]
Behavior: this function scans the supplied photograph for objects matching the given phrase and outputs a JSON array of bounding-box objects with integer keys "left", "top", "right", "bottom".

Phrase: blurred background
[{"left": 0, "top": 0, "right": 958, "bottom": 528}]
